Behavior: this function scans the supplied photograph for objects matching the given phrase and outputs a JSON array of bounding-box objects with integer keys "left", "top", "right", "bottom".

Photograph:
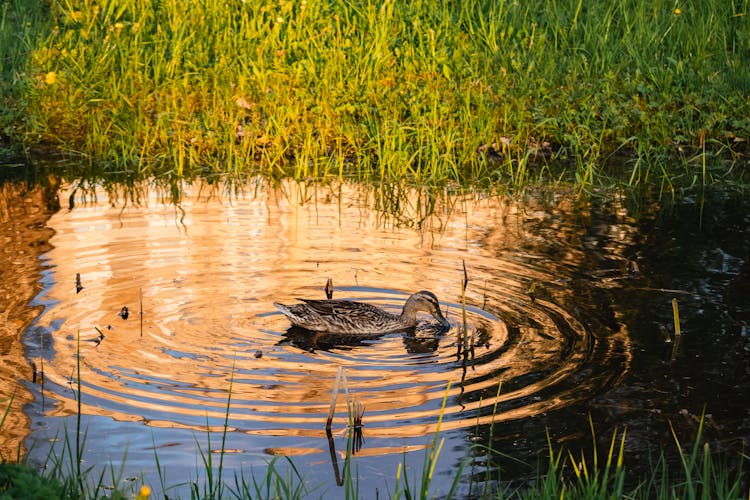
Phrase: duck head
[{"left": 403, "top": 290, "right": 450, "bottom": 328}]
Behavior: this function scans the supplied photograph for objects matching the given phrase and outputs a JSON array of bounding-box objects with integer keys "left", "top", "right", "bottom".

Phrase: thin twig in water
[
  {"left": 327, "top": 366, "right": 343, "bottom": 430},
  {"left": 672, "top": 298, "right": 682, "bottom": 336},
  {"left": 341, "top": 369, "right": 351, "bottom": 417},
  {"left": 461, "top": 260, "right": 470, "bottom": 353}
]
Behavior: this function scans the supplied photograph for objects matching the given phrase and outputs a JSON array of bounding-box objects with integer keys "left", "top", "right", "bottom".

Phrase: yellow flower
[
  {"left": 136, "top": 484, "right": 151, "bottom": 500},
  {"left": 114, "top": 22, "right": 124, "bottom": 30},
  {"left": 44, "top": 71, "right": 57, "bottom": 85},
  {"left": 674, "top": 8, "right": 681, "bottom": 15}
]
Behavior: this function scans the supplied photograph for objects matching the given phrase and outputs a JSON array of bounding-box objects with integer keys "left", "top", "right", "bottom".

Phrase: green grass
[
  {"left": 1, "top": 0, "right": 748, "bottom": 194},
  {"left": 3, "top": 367, "right": 747, "bottom": 499},
  {"left": 3, "top": 401, "right": 747, "bottom": 499}
]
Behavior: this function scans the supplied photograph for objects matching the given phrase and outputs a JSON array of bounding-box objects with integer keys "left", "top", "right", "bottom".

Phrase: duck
[{"left": 274, "top": 290, "right": 450, "bottom": 334}]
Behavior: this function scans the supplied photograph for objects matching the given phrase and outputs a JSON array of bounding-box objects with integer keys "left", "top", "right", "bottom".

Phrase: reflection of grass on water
[{"left": 2, "top": 0, "right": 749, "bottom": 194}]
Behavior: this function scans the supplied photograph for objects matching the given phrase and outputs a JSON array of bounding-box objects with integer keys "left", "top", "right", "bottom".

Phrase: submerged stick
[
  {"left": 460, "top": 260, "right": 470, "bottom": 353},
  {"left": 326, "top": 366, "right": 344, "bottom": 430},
  {"left": 341, "top": 368, "right": 351, "bottom": 415},
  {"left": 326, "top": 427, "right": 343, "bottom": 486},
  {"left": 350, "top": 398, "right": 365, "bottom": 453},
  {"left": 671, "top": 298, "right": 681, "bottom": 336},
  {"left": 351, "top": 399, "right": 364, "bottom": 428},
  {"left": 93, "top": 326, "right": 105, "bottom": 346},
  {"left": 325, "top": 278, "right": 334, "bottom": 299},
  {"left": 462, "top": 260, "right": 469, "bottom": 291}
]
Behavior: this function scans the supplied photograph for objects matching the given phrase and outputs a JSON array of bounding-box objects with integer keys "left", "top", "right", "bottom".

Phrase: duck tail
[{"left": 274, "top": 303, "right": 293, "bottom": 316}]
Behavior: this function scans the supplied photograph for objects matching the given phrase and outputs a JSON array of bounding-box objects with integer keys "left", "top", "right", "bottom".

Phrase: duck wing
[
  {"left": 297, "top": 299, "right": 403, "bottom": 334},
  {"left": 299, "top": 299, "right": 384, "bottom": 316}
]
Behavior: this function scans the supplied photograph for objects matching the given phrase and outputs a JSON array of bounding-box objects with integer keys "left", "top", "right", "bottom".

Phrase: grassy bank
[{"left": 1, "top": 0, "right": 748, "bottom": 193}]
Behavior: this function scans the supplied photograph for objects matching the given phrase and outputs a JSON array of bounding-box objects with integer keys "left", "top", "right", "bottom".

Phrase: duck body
[{"left": 274, "top": 290, "right": 449, "bottom": 334}]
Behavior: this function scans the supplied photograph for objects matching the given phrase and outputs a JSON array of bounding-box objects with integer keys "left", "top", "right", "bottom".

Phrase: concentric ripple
[{"left": 28, "top": 179, "right": 633, "bottom": 457}]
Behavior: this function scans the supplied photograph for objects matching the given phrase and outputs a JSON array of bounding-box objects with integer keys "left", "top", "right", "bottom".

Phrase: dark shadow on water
[{"left": 458, "top": 188, "right": 750, "bottom": 493}]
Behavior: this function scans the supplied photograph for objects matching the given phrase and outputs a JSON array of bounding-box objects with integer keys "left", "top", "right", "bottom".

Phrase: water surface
[{"left": 10, "top": 178, "right": 749, "bottom": 495}]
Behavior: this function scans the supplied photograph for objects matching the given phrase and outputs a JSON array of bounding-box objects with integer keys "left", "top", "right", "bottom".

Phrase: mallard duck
[{"left": 274, "top": 290, "right": 450, "bottom": 334}]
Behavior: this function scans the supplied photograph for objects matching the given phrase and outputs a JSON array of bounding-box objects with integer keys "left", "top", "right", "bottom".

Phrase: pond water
[{"left": 2, "top": 175, "right": 748, "bottom": 497}]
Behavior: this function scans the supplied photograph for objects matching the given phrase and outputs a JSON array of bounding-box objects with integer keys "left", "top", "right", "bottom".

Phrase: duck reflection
[
  {"left": 278, "top": 323, "right": 447, "bottom": 354},
  {"left": 278, "top": 326, "right": 386, "bottom": 352},
  {"left": 326, "top": 424, "right": 365, "bottom": 486},
  {"left": 401, "top": 323, "right": 446, "bottom": 353}
]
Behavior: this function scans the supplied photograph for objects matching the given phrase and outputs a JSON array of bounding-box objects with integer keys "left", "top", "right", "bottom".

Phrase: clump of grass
[
  {"left": 1, "top": 0, "right": 748, "bottom": 194},
  {"left": 0, "top": 0, "right": 48, "bottom": 139},
  {"left": 0, "top": 462, "right": 66, "bottom": 498},
  {"left": 497, "top": 414, "right": 748, "bottom": 500},
  {"left": 0, "top": 391, "right": 19, "bottom": 463},
  {"left": 228, "top": 457, "right": 310, "bottom": 500},
  {"left": 16, "top": 332, "right": 141, "bottom": 499},
  {"left": 188, "top": 356, "right": 236, "bottom": 500},
  {"left": 564, "top": 418, "right": 628, "bottom": 497},
  {"left": 660, "top": 414, "right": 746, "bottom": 500},
  {"left": 391, "top": 383, "right": 466, "bottom": 500}
]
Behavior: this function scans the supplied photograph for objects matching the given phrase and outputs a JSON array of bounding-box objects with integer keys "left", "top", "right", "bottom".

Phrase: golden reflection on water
[
  {"left": 28, "top": 179, "right": 634, "bottom": 454},
  {"left": 0, "top": 180, "right": 58, "bottom": 459}
]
